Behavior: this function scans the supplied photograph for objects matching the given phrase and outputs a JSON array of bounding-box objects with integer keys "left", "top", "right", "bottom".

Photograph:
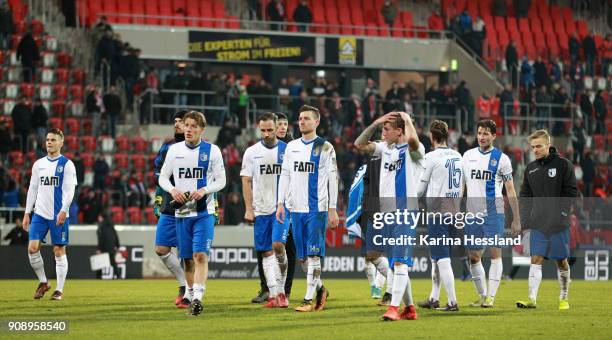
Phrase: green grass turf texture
[{"left": 1, "top": 279, "right": 611, "bottom": 339}]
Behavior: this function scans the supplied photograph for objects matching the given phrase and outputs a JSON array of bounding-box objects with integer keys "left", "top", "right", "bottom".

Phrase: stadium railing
[{"left": 501, "top": 102, "right": 577, "bottom": 135}]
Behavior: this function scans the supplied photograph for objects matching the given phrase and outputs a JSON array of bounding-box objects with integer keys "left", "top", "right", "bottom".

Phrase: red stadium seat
[
  {"left": 64, "top": 135, "right": 79, "bottom": 151},
  {"left": 51, "top": 100, "right": 66, "bottom": 117},
  {"left": 114, "top": 153, "right": 129, "bottom": 169},
  {"left": 127, "top": 207, "right": 143, "bottom": 224},
  {"left": 132, "top": 154, "right": 147, "bottom": 169},
  {"left": 49, "top": 117, "right": 63, "bottom": 129},
  {"left": 81, "top": 136, "right": 97, "bottom": 151},
  {"left": 30, "top": 19, "right": 44, "bottom": 35},
  {"left": 72, "top": 68, "right": 85, "bottom": 83},
  {"left": 115, "top": 136, "right": 130, "bottom": 152},
  {"left": 82, "top": 152, "right": 94, "bottom": 168},
  {"left": 55, "top": 68, "right": 69, "bottom": 83},
  {"left": 110, "top": 206, "right": 124, "bottom": 224},
  {"left": 70, "top": 84, "right": 83, "bottom": 100},
  {"left": 53, "top": 84, "right": 68, "bottom": 100},
  {"left": 57, "top": 52, "right": 72, "bottom": 68},
  {"left": 65, "top": 118, "right": 79, "bottom": 135},
  {"left": 144, "top": 207, "right": 157, "bottom": 224},
  {"left": 20, "top": 83, "right": 34, "bottom": 98},
  {"left": 132, "top": 136, "right": 148, "bottom": 152},
  {"left": 9, "top": 150, "right": 24, "bottom": 167}
]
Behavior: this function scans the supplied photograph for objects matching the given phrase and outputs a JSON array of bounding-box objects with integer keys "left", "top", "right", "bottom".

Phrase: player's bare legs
[{"left": 27, "top": 239, "right": 50, "bottom": 299}]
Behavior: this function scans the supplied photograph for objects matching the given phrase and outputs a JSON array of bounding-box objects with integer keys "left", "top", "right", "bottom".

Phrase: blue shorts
[
  {"left": 29, "top": 213, "right": 69, "bottom": 245},
  {"left": 427, "top": 221, "right": 451, "bottom": 260},
  {"left": 155, "top": 214, "right": 177, "bottom": 247},
  {"left": 176, "top": 214, "right": 215, "bottom": 259},
  {"left": 388, "top": 215, "right": 416, "bottom": 268},
  {"left": 530, "top": 228, "right": 570, "bottom": 260},
  {"left": 365, "top": 218, "right": 385, "bottom": 254},
  {"left": 254, "top": 214, "right": 289, "bottom": 251},
  {"left": 291, "top": 212, "right": 327, "bottom": 260},
  {"left": 465, "top": 213, "right": 505, "bottom": 249}
]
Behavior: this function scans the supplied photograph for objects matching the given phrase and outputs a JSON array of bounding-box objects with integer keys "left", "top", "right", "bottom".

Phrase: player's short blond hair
[
  {"left": 528, "top": 129, "right": 551, "bottom": 143},
  {"left": 183, "top": 110, "right": 207, "bottom": 128}
]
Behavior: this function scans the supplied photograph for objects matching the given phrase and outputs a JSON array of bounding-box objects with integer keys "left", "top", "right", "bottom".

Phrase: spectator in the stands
[
  {"left": 471, "top": 16, "right": 486, "bottom": 57},
  {"left": 79, "top": 187, "right": 103, "bottom": 223},
  {"left": 492, "top": 0, "right": 507, "bottom": 17},
  {"left": 384, "top": 81, "right": 403, "bottom": 112},
  {"left": 400, "top": 93, "right": 413, "bottom": 116},
  {"left": 277, "top": 77, "right": 291, "bottom": 112},
  {"left": 578, "top": 90, "right": 594, "bottom": 134},
  {"left": 506, "top": 41, "right": 519, "bottom": 88},
  {"left": 513, "top": 0, "right": 531, "bottom": 18},
  {"left": 570, "top": 61, "right": 585, "bottom": 92},
  {"left": 103, "top": 86, "right": 122, "bottom": 138},
  {"left": 93, "top": 154, "right": 109, "bottom": 191},
  {"left": 72, "top": 152, "right": 85, "bottom": 187},
  {"left": 581, "top": 150, "right": 595, "bottom": 197},
  {"left": 0, "top": 1, "right": 13, "bottom": 50},
  {"left": 31, "top": 98, "right": 48, "bottom": 146},
  {"left": 247, "top": 0, "right": 261, "bottom": 21},
  {"left": 603, "top": 33, "right": 612, "bottom": 78},
  {"left": 477, "top": 92, "right": 492, "bottom": 119},
  {"left": 552, "top": 86, "right": 570, "bottom": 136},
  {"left": 458, "top": 11, "right": 472, "bottom": 35},
  {"left": 3, "top": 218, "right": 28, "bottom": 245},
  {"left": 11, "top": 95, "right": 32, "bottom": 152},
  {"left": 224, "top": 192, "right": 245, "bottom": 225},
  {"left": 16, "top": 30, "right": 40, "bottom": 83},
  {"left": 569, "top": 32, "right": 581, "bottom": 66},
  {"left": 427, "top": 10, "right": 444, "bottom": 38},
  {"left": 550, "top": 57, "right": 563, "bottom": 82},
  {"left": 86, "top": 85, "right": 102, "bottom": 136},
  {"left": 293, "top": 0, "right": 313, "bottom": 33},
  {"left": 582, "top": 31, "right": 597, "bottom": 77},
  {"left": 571, "top": 118, "right": 587, "bottom": 164},
  {"left": 362, "top": 78, "right": 378, "bottom": 98},
  {"left": 593, "top": 90, "right": 606, "bottom": 134},
  {"left": 95, "top": 16, "right": 113, "bottom": 33},
  {"left": 520, "top": 56, "right": 535, "bottom": 89},
  {"left": 0, "top": 118, "right": 12, "bottom": 162},
  {"left": 96, "top": 29, "right": 117, "bottom": 88},
  {"left": 533, "top": 56, "right": 548, "bottom": 89},
  {"left": 266, "top": 0, "right": 285, "bottom": 31},
  {"left": 122, "top": 48, "right": 141, "bottom": 110},
  {"left": 535, "top": 85, "right": 552, "bottom": 129},
  {"left": 381, "top": 0, "right": 398, "bottom": 32},
  {"left": 500, "top": 83, "right": 514, "bottom": 119},
  {"left": 455, "top": 80, "right": 473, "bottom": 131},
  {"left": 3, "top": 179, "right": 19, "bottom": 207}
]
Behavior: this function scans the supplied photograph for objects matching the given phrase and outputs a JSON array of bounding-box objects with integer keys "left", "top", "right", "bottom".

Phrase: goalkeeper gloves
[{"left": 153, "top": 195, "right": 162, "bottom": 219}]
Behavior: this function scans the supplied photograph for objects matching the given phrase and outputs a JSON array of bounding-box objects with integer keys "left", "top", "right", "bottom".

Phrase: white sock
[
  {"left": 470, "top": 261, "right": 487, "bottom": 297},
  {"left": 488, "top": 258, "right": 503, "bottom": 298},
  {"left": 390, "top": 263, "right": 408, "bottom": 307},
  {"left": 185, "top": 286, "right": 194, "bottom": 302},
  {"left": 29, "top": 251, "right": 47, "bottom": 283},
  {"left": 437, "top": 258, "right": 457, "bottom": 305},
  {"left": 55, "top": 255, "right": 68, "bottom": 292},
  {"left": 276, "top": 251, "right": 288, "bottom": 294},
  {"left": 305, "top": 257, "right": 321, "bottom": 300},
  {"left": 528, "top": 264, "right": 543, "bottom": 302},
  {"left": 558, "top": 267, "right": 570, "bottom": 300},
  {"left": 429, "top": 259, "right": 441, "bottom": 301},
  {"left": 263, "top": 254, "right": 278, "bottom": 297},
  {"left": 371, "top": 256, "right": 389, "bottom": 277},
  {"left": 159, "top": 252, "right": 187, "bottom": 287},
  {"left": 375, "top": 271, "right": 386, "bottom": 289},
  {"left": 402, "top": 273, "right": 414, "bottom": 307},
  {"left": 365, "top": 261, "right": 376, "bottom": 286},
  {"left": 193, "top": 283, "right": 205, "bottom": 301},
  {"left": 386, "top": 267, "right": 394, "bottom": 294}
]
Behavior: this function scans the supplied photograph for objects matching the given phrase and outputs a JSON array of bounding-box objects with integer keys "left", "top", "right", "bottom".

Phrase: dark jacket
[
  {"left": 293, "top": 4, "right": 312, "bottom": 24},
  {"left": 266, "top": 1, "right": 284, "bottom": 21},
  {"left": 97, "top": 218, "right": 120, "bottom": 252},
  {"left": 153, "top": 135, "right": 185, "bottom": 215},
  {"left": 582, "top": 35, "right": 597, "bottom": 57},
  {"left": 31, "top": 104, "right": 48, "bottom": 128},
  {"left": 506, "top": 44, "right": 518, "bottom": 67},
  {"left": 103, "top": 93, "right": 122, "bottom": 116},
  {"left": 11, "top": 103, "right": 32, "bottom": 132},
  {"left": 16, "top": 33, "right": 40, "bottom": 66},
  {"left": 0, "top": 126, "right": 11, "bottom": 154},
  {"left": 569, "top": 36, "right": 581, "bottom": 56},
  {"left": 520, "top": 147, "right": 578, "bottom": 234},
  {"left": 0, "top": 6, "right": 13, "bottom": 34}
]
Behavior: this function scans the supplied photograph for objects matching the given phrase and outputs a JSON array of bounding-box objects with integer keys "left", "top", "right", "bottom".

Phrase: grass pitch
[{"left": 1, "top": 279, "right": 611, "bottom": 339}]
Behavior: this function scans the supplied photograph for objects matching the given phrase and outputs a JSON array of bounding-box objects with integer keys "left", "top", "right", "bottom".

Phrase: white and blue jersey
[
  {"left": 159, "top": 140, "right": 226, "bottom": 258},
  {"left": 278, "top": 136, "right": 338, "bottom": 259},
  {"left": 241, "top": 140, "right": 289, "bottom": 250},
  {"left": 462, "top": 147, "right": 512, "bottom": 216},
  {"left": 25, "top": 155, "right": 77, "bottom": 245},
  {"left": 346, "top": 164, "right": 367, "bottom": 239}
]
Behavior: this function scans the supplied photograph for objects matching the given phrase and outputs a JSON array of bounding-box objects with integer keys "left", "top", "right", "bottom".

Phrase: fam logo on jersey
[
  {"left": 200, "top": 153, "right": 208, "bottom": 162},
  {"left": 40, "top": 176, "right": 60, "bottom": 186},
  {"left": 471, "top": 169, "right": 493, "bottom": 180},
  {"left": 548, "top": 168, "right": 556, "bottom": 177},
  {"left": 259, "top": 163, "right": 282, "bottom": 175},
  {"left": 490, "top": 158, "right": 497, "bottom": 167},
  {"left": 384, "top": 159, "right": 404, "bottom": 172},
  {"left": 57, "top": 165, "right": 64, "bottom": 173},
  {"left": 294, "top": 161, "right": 315, "bottom": 173},
  {"left": 178, "top": 167, "right": 205, "bottom": 179}
]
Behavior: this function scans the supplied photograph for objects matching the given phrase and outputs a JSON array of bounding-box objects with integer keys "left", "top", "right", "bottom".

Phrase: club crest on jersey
[
  {"left": 57, "top": 165, "right": 64, "bottom": 173},
  {"left": 489, "top": 158, "right": 497, "bottom": 167},
  {"left": 548, "top": 168, "right": 556, "bottom": 177},
  {"left": 312, "top": 145, "right": 321, "bottom": 157},
  {"left": 178, "top": 167, "right": 205, "bottom": 179},
  {"left": 200, "top": 153, "right": 208, "bottom": 162}
]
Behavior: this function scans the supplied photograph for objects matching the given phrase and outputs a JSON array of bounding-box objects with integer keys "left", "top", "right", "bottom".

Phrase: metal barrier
[{"left": 502, "top": 102, "right": 576, "bottom": 135}]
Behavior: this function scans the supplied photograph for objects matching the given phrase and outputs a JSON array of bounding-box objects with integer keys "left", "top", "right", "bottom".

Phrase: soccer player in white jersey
[
  {"left": 276, "top": 105, "right": 339, "bottom": 312},
  {"left": 354, "top": 111, "right": 425, "bottom": 321},
  {"left": 242, "top": 112, "right": 290, "bottom": 308},
  {"left": 159, "top": 111, "right": 226, "bottom": 316},
  {"left": 23, "top": 128, "right": 78, "bottom": 300},
  {"left": 462, "top": 119, "right": 521, "bottom": 308},
  {"left": 416, "top": 120, "right": 461, "bottom": 311}
]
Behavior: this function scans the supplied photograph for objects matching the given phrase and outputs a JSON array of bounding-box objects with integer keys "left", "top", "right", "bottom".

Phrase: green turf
[{"left": 1, "top": 279, "right": 611, "bottom": 339}]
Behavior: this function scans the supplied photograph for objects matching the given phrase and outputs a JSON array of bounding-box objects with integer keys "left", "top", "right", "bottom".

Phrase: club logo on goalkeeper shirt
[
  {"left": 40, "top": 176, "right": 60, "bottom": 186},
  {"left": 259, "top": 163, "right": 282, "bottom": 175},
  {"left": 178, "top": 167, "right": 204, "bottom": 179},
  {"left": 294, "top": 161, "right": 315, "bottom": 173}
]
